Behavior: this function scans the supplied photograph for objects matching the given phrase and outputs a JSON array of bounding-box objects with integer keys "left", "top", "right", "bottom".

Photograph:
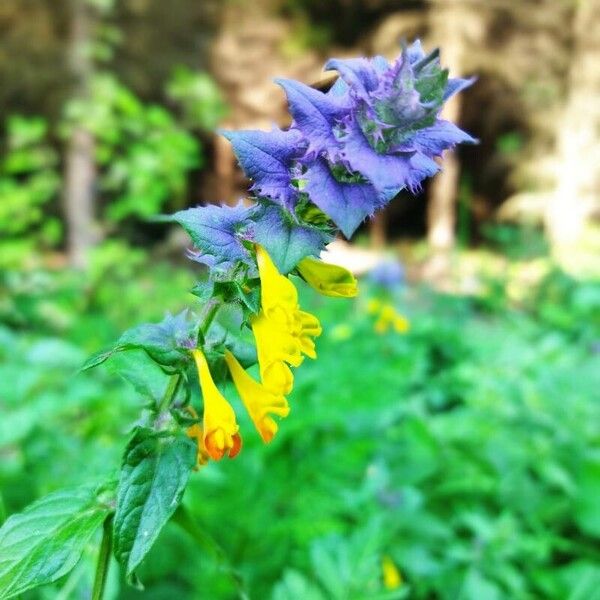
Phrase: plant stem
[
  {"left": 0, "top": 491, "right": 6, "bottom": 525},
  {"left": 158, "top": 373, "right": 181, "bottom": 413},
  {"left": 200, "top": 298, "right": 220, "bottom": 334},
  {"left": 92, "top": 515, "right": 113, "bottom": 600}
]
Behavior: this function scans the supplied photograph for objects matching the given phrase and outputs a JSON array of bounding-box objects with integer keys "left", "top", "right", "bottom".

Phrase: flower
[
  {"left": 185, "top": 406, "right": 211, "bottom": 469},
  {"left": 192, "top": 348, "right": 242, "bottom": 460},
  {"left": 224, "top": 350, "right": 290, "bottom": 443},
  {"left": 382, "top": 556, "right": 403, "bottom": 590},
  {"left": 251, "top": 244, "right": 322, "bottom": 393},
  {"left": 373, "top": 303, "right": 410, "bottom": 334},
  {"left": 297, "top": 256, "right": 358, "bottom": 298}
]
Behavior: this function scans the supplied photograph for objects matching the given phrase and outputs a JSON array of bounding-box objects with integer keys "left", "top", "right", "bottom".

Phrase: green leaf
[
  {"left": 0, "top": 485, "right": 111, "bottom": 599},
  {"left": 205, "top": 302, "right": 257, "bottom": 367},
  {"left": 107, "top": 351, "right": 171, "bottom": 404},
  {"left": 191, "top": 277, "right": 215, "bottom": 304},
  {"left": 272, "top": 570, "right": 327, "bottom": 600},
  {"left": 113, "top": 427, "right": 196, "bottom": 579},
  {"left": 81, "top": 347, "right": 117, "bottom": 371},
  {"left": 234, "top": 280, "right": 261, "bottom": 314},
  {"left": 574, "top": 452, "right": 600, "bottom": 537},
  {"left": 81, "top": 311, "right": 199, "bottom": 372}
]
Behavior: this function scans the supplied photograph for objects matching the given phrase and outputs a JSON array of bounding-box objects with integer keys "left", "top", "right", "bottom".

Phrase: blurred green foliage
[
  {"left": 63, "top": 72, "right": 202, "bottom": 222},
  {"left": 481, "top": 222, "right": 549, "bottom": 261},
  {"left": 0, "top": 116, "right": 61, "bottom": 268},
  {"left": 0, "top": 65, "right": 225, "bottom": 268},
  {"left": 1, "top": 255, "right": 599, "bottom": 599},
  {"left": 166, "top": 66, "right": 228, "bottom": 131}
]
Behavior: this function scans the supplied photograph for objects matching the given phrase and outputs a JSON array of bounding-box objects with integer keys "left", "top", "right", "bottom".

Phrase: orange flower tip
[
  {"left": 259, "top": 417, "right": 281, "bottom": 443},
  {"left": 205, "top": 429, "right": 242, "bottom": 461},
  {"left": 229, "top": 433, "right": 243, "bottom": 458}
]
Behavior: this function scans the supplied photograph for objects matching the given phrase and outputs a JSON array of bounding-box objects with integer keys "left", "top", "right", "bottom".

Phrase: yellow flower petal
[
  {"left": 297, "top": 256, "right": 358, "bottom": 298},
  {"left": 393, "top": 314, "right": 410, "bottom": 333},
  {"left": 251, "top": 245, "right": 322, "bottom": 394},
  {"left": 251, "top": 311, "right": 301, "bottom": 381},
  {"left": 185, "top": 405, "right": 211, "bottom": 469},
  {"left": 192, "top": 349, "right": 242, "bottom": 460},
  {"left": 225, "top": 350, "right": 290, "bottom": 443},
  {"left": 256, "top": 244, "right": 298, "bottom": 312},
  {"left": 382, "top": 556, "right": 403, "bottom": 590},
  {"left": 371, "top": 302, "right": 410, "bottom": 335},
  {"left": 186, "top": 423, "right": 211, "bottom": 469}
]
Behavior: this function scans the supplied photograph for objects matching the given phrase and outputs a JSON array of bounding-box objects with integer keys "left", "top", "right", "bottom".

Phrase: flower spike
[{"left": 166, "top": 41, "right": 473, "bottom": 460}]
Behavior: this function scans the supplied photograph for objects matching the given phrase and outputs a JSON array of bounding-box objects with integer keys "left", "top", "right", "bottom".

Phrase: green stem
[
  {"left": 0, "top": 491, "right": 6, "bottom": 525},
  {"left": 158, "top": 373, "right": 181, "bottom": 413},
  {"left": 200, "top": 298, "right": 220, "bottom": 335},
  {"left": 91, "top": 515, "right": 113, "bottom": 600}
]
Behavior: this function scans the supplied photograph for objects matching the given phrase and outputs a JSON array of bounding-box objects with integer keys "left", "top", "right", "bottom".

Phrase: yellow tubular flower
[
  {"left": 250, "top": 313, "right": 296, "bottom": 394},
  {"left": 224, "top": 350, "right": 290, "bottom": 443},
  {"left": 251, "top": 245, "right": 322, "bottom": 393},
  {"left": 192, "top": 349, "right": 242, "bottom": 461},
  {"left": 297, "top": 256, "right": 358, "bottom": 298},
  {"left": 185, "top": 406, "right": 210, "bottom": 469}
]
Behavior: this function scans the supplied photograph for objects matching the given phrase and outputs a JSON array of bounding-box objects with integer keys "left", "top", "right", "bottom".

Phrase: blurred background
[{"left": 1, "top": 0, "right": 600, "bottom": 598}]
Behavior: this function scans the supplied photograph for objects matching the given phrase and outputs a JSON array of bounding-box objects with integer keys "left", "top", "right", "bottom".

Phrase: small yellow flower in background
[
  {"left": 224, "top": 350, "right": 290, "bottom": 443},
  {"left": 192, "top": 349, "right": 242, "bottom": 461},
  {"left": 382, "top": 555, "right": 403, "bottom": 590},
  {"left": 371, "top": 302, "right": 411, "bottom": 335},
  {"left": 251, "top": 245, "right": 322, "bottom": 393},
  {"left": 297, "top": 256, "right": 358, "bottom": 298},
  {"left": 393, "top": 314, "right": 410, "bottom": 334}
]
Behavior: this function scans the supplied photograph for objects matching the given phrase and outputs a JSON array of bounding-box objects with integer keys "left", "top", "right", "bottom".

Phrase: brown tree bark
[
  {"left": 64, "top": 0, "right": 97, "bottom": 269},
  {"left": 547, "top": 0, "right": 600, "bottom": 249},
  {"left": 426, "top": 100, "right": 462, "bottom": 253},
  {"left": 426, "top": 1, "right": 468, "bottom": 256}
]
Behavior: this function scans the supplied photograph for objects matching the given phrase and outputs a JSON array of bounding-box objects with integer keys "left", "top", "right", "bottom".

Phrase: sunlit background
[{"left": 1, "top": 0, "right": 599, "bottom": 598}]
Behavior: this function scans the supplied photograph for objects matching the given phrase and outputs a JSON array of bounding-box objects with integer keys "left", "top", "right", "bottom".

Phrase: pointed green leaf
[
  {"left": 82, "top": 311, "right": 199, "bottom": 372},
  {"left": 113, "top": 428, "right": 196, "bottom": 579},
  {"left": 0, "top": 485, "right": 111, "bottom": 599}
]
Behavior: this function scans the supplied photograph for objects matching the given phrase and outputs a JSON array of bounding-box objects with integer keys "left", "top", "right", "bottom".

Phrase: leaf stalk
[{"left": 92, "top": 514, "right": 114, "bottom": 600}]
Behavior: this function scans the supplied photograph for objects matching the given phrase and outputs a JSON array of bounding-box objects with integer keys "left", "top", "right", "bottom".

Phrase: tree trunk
[
  {"left": 64, "top": 0, "right": 97, "bottom": 269},
  {"left": 426, "top": 2, "right": 467, "bottom": 256},
  {"left": 547, "top": 0, "right": 600, "bottom": 249},
  {"left": 426, "top": 110, "right": 462, "bottom": 253}
]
